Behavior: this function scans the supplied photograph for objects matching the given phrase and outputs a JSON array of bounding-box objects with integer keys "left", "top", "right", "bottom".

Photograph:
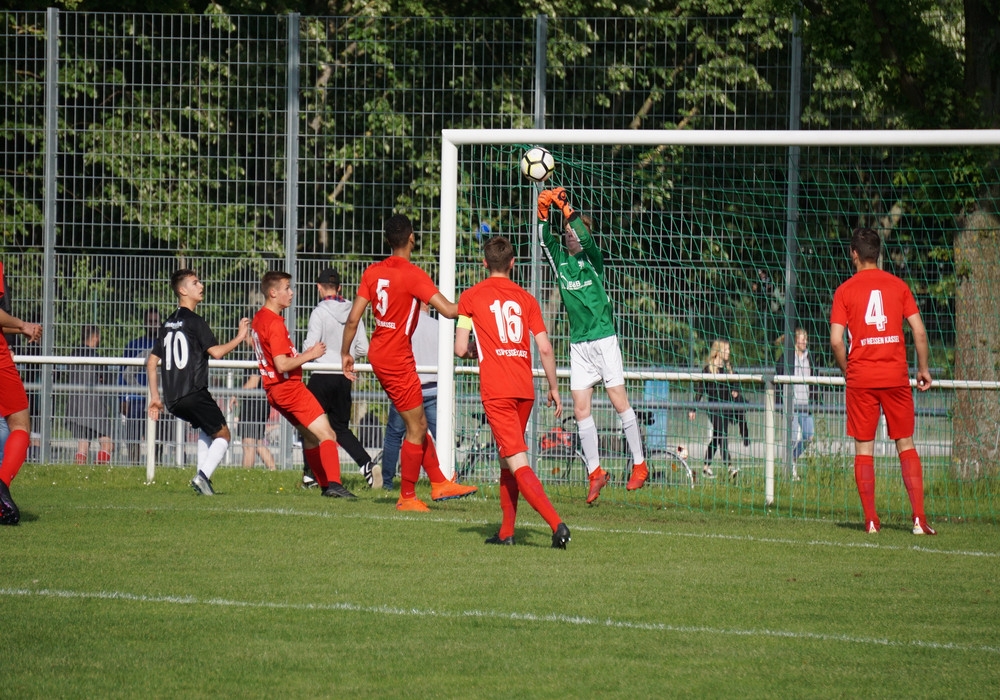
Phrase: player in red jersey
[
  {"left": 830, "top": 227, "right": 936, "bottom": 535},
  {"left": 0, "top": 260, "right": 43, "bottom": 525},
  {"left": 341, "top": 214, "right": 477, "bottom": 511},
  {"left": 251, "top": 271, "right": 355, "bottom": 499},
  {"left": 455, "top": 236, "right": 570, "bottom": 548}
]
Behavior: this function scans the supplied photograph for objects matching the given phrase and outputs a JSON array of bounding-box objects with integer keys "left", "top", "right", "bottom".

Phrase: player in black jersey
[{"left": 146, "top": 269, "right": 250, "bottom": 495}]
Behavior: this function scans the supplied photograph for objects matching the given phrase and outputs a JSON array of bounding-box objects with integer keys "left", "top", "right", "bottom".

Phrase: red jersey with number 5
[
  {"left": 458, "top": 276, "right": 546, "bottom": 401},
  {"left": 358, "top": 256, "right": 440, "bottom": 365},
  {"left": 830, "top": 268, "right": 919, "bottom": 388}
]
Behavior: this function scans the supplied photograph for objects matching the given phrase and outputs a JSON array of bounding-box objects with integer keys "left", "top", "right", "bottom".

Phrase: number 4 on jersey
[{"left": 865, "top": 290, "right": 888, "bottom": 331}]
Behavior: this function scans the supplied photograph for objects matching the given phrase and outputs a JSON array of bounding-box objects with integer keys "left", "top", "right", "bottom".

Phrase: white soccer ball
[{"left": 520, "top": 147, "right": 555, "bottom": 183}]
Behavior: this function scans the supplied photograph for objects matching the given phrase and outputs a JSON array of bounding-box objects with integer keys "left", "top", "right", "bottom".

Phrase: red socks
[
  {"left": 498, "top": 468, "right": 519, "bottom": 540},
  {"left": 513, "top": 466, "right": 562, "bottom": 532},
  {"left": 304, "top": 447, "right": 329, "bottom": 489},
  {"left": 0, "top": 429, "right": 29, "bottom": 486},
  {"left": 319, "top": 440, "right": 341, "bottom": 484},
  {"left": 853, "top": 454, "right": 877, "bottom": 526},
  {"left": 400, "top": 440, "right": 423, "bottom": 499},
  {"left": 421, "top": 433, "right": 447, "bottom": 483},
  {"left": 899, "top": 448, "right": 926, "bottom": 521}
]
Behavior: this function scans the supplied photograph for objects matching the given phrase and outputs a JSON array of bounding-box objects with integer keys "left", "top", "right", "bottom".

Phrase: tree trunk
[{"left": 952, "top": 209, "right": 1000, "bottom": 478}]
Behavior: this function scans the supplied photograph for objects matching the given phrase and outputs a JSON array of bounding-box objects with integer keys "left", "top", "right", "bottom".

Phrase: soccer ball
[{"left": 520, "top": 147, "right": 555, "bottom": 183}]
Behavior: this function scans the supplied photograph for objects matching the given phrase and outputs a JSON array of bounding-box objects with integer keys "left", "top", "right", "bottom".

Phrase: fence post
[
  {"left": 39, "top": 7, "right": 60, "bottom": 464},
  {"left": 279, "top": 13, "right": 301, "bottom": 471},
  {"left": 764, "top": 372, "right": 776, "bottom": 506}
]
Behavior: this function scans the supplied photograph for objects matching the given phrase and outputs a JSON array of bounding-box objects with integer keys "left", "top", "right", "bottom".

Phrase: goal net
[{"left": 438, "top": 128, "right": 1000, "bottom": 525}]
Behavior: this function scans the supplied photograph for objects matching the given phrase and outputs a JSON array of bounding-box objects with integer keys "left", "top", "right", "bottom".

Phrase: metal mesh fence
[{"left": 2, "top": 10, "right": 997, "bottom": 523}]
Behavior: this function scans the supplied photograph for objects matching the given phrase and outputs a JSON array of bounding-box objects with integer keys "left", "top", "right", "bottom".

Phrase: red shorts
[
  {"left": 0, "top": 360, "right": 29, "bottom": 418},
  {"left": 265, "top": 381, "right": 325, "bottom": 429},
  {"left": 484, "top": 397, "right": 533, "bottom": 459},
  {"left": 372, "top": 359, "right": 424, "bottom": 413},
  {"left": 846, "top": 385, "right": 915, "bottom": 441}
]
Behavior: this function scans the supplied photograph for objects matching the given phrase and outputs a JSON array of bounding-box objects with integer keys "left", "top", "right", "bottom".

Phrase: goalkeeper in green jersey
[{"left": 537, "top": 186, "right": 648, "bottom": 503}]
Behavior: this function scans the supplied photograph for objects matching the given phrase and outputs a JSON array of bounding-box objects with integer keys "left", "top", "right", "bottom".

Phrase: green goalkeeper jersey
[{"left": 539, "top": 214, "right": 617, "bottom": 343}]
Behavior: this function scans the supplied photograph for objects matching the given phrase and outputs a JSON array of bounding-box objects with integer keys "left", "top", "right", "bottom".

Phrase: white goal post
[{"left": 436, "top": 128, "right": 1000, "bottom": 502}]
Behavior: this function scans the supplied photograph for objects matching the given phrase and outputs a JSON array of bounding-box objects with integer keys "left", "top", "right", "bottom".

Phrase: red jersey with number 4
[
  {"left": 251, "top": 306, "right": 301, "bottom": 389},
  {"left": 458, "top": 276, "right": 547, "bottom": 401},
  {"left": 830, "top": 268, "right": 919, "bottom": 388},
  {"left": 358, "top": 256, "right": 440, "bottom": 365}
]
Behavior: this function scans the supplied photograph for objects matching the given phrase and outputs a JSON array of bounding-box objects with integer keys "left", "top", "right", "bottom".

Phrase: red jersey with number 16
[
  {"left": 458, "top": 276, "right": 547, "bottom": 401},
  {"left": 830, "top": 268, "right": 919, "bottom": 389},
  {"left": 358, "top": 256, "right": 440, "bottom": 365}
]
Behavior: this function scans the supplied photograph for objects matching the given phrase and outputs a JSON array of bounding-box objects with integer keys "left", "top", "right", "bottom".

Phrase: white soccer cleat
[{"left": 912, "top": 517, "right": 937, "bottom": 535}]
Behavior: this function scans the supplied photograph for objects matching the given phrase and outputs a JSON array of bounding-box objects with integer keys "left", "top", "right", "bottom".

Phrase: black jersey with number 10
[{"left": 152, "top": 307, "right": 219, "bottom": 408}]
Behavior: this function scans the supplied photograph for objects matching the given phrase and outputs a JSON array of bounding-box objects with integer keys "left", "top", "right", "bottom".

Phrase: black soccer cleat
[
  {"left": 0, "top": 480, "right": 20, "bottom": 525},
  {"left": 321, "top": 482, "right": 357, "bottom": 499},
  {"left": 484, "top": 533, "right": 515, "bottom": 546},
  {"left": 551, "top": 522, "right": 571, "bottom": 549}
]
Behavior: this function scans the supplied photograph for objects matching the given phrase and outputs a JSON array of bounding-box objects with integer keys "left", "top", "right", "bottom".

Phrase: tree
[{"left": 774, "top": 0, "right": 1000, "bottom": 476}]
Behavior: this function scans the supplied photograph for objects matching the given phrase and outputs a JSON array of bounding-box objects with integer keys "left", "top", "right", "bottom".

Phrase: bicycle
[
  {"left": 537, "top": 413, "right": 694, "bottom": 488},
  {"left": 454, "top": 411, "right": 498, "bottom": 483}
]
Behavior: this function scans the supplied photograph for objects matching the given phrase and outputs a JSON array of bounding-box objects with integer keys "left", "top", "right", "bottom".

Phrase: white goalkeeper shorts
[{"left": 569, "top": 335, "right": 625, "bottom": 391}]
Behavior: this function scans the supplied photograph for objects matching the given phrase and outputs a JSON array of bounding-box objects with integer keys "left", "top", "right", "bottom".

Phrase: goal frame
[{"left": 436, "top": 128, "right": 1000, "bottom": 503}]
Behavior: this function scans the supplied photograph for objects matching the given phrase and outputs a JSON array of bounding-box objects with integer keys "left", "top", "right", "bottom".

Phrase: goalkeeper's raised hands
[
  {"left": 536, "top": 187, "right": 575, "bottom": 221},
  {"left": 552, "top": 187, "right": 574, "bottom": 219}
]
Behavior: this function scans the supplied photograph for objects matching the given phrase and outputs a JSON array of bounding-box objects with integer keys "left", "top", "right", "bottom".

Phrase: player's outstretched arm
[
  {"left": 907, "top": 312, "right": 933, "bottom": 391},
  {"left": 429, "top": 292, "right": 458, "bottom": 320},
  {"left": 208, "top": 317, "right": 251, "bottom": 360},
  {"left": 535, "top": 331, "right": 562, "bottom": 419},
  {"left": 145, "top": 352, "right": 163, "bottom": 420}
]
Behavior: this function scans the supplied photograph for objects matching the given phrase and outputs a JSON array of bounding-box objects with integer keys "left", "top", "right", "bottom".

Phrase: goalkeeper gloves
[
  {"left": 552, "top": 187, "right": 574, "bottom": 219},
  {"left": 536, "top": 190, "right": 555, "bottom": 221},
  {"left": 536, "top": 187, "right": 575, "bottom": 222}
]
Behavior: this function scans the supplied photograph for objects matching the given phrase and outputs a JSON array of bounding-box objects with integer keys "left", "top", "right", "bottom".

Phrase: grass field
[{"left": 3, "top": 464, "right": 999, "bottom": 698}]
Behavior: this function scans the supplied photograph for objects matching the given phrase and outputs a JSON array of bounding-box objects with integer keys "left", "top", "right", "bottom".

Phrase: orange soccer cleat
[
  {"left": 431, "top": 480, "right": 478, "bottom": 502},
  {"left": 396, "top": 496, "right": 430, "bottom": 512},
  {"left": 626, "top": 462, "right": 648, "bottom": 491},
  {"left": 586, "top": 467, "right": 610, "bottom": 504}
]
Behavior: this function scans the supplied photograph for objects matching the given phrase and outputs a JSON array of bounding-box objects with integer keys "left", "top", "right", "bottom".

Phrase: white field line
[
  {"left": 1, "top": 586, "right": 998, "bottom": 656},
  {"left": 60, "top": 502, "right": 1000, "bottom": 559}
]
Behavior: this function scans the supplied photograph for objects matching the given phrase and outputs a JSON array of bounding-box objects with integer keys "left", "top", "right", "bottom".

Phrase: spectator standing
[
  {"left": 786, "top": 328, "right": 816, "bottom": 481},
  {"left": 66, "top": 324, "right": 114, "bottom": 464},
  {"left": 230, "top": 339, "right": 276, "bottom": 471},
  {"left": 830, "top": 227, "right": 936, "bottom": 535},
  {"left": 689, "top": 339, "right": 750, "bottom": 481},
  {"left": 120, "top": 307, "right": 161, "bottom": 463}
]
